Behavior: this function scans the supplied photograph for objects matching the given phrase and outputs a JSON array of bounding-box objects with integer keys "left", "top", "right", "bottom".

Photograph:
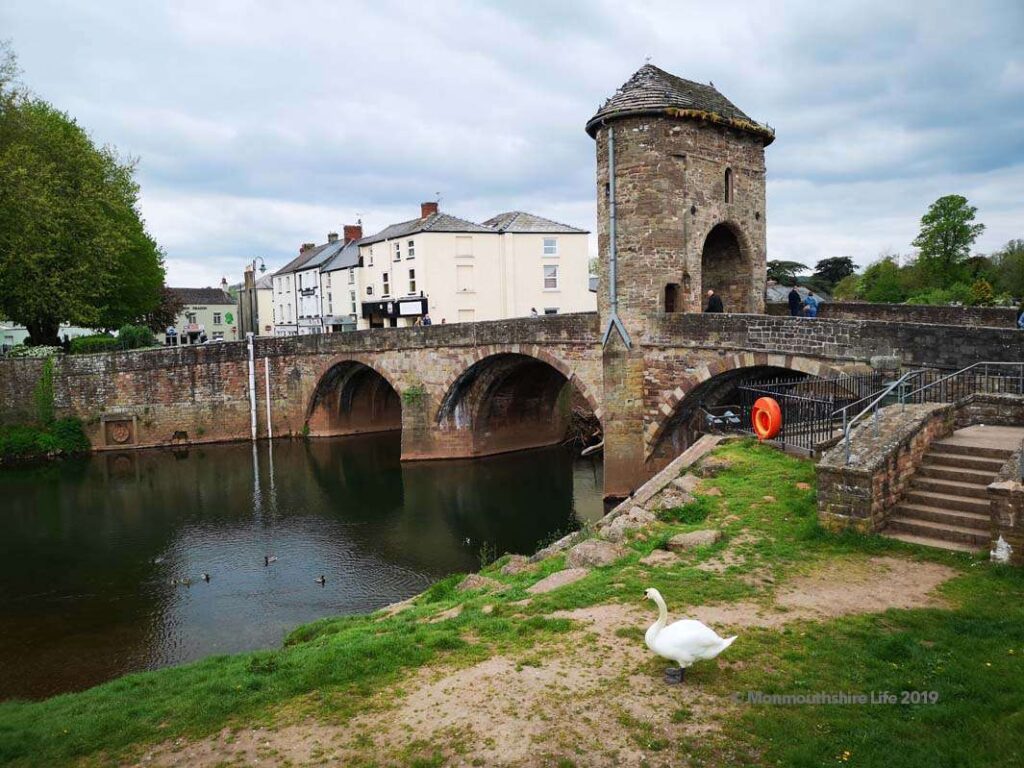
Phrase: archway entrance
[
  {"left": 650, "top": 365, "right": 809, "bottom": 466},
  {"left": 307, "top": 361, "right": 401, "bottom": 437},
  {"left": 701, "top": 224, "right": 752, "bottom": 314},
  {"left": 436, "top": 353, "right": 600, "bottom": 458}
]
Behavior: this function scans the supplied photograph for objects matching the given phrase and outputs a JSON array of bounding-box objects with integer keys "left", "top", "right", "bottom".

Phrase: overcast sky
[{"left": 3, "top": 0, "right": 1022, "bottom": 286}]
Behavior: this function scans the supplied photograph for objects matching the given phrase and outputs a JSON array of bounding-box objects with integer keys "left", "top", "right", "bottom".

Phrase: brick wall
[
  {"left": 767, "top": 301, "right": 1018, "bottom": 328},
  {"left": 0, "top": 358, "right": 46, "bottom": 426},
  {"left": 816, "top": 403, "right": 955, "bottom": 532}
]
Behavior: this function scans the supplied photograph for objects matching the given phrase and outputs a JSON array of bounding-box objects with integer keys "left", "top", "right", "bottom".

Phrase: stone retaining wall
[
  {"left": 816, "top": 403, "right": 955, "bottom": 532},
  {"left": 990, "top": 449, "right": 1024, "bottom": 566}
]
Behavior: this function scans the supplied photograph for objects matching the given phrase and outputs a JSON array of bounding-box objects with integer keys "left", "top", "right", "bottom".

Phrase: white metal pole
[
  {"left": 264, "top": 356, "right": 272, "bottom": 440},
  {"left": 246, "top": 332, "right": 257, "bottom": 441}
]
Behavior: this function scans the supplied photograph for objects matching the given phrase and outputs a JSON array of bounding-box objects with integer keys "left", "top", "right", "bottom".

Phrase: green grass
[{"left": 1, "top": 439, "right": 1022, "bottom": 767}]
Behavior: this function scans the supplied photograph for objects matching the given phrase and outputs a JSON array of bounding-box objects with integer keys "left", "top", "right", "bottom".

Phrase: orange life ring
[{"left": 751, "top": 397, "right": 782, "bottom": 440}]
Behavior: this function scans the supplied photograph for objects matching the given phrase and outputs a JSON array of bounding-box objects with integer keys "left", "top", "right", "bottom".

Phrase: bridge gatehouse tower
[{"left": 586, "top": 64, "right": 775, "bottom": 497}]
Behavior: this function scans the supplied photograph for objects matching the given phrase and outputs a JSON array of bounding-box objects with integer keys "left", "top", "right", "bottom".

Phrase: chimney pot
[
  {"left": 343, "top": 224, "right": 363, "bottom": 242},
  {"left": 420, "top": 201, "right": 439, "bottom": 219},
  {"left": 327, "top": 232, "right": 339, "bottom": 243}
]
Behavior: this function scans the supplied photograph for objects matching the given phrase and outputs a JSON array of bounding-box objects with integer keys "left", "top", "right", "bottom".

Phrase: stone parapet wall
[
  {"left": 816, "top": 403, "right": 955, "bottom": 532},
  {"left": 647, "top": 313, "right": 1024, "bottom": 370},
  {"left": 766, "top": 301, "right": 1018, "bottom": 328},
  {"left": 956, "top": 392, "right": 1024, "bottom": 429}
]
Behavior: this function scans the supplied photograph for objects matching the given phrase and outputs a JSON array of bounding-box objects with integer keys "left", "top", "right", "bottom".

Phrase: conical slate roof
[{"left": 585, "top": 64, "right": 774, "bottom": 145}]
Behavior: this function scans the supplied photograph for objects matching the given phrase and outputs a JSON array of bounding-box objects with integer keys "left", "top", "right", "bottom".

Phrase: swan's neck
[{"left": 651, "top": 593, "right": 668, "bottom": 635}]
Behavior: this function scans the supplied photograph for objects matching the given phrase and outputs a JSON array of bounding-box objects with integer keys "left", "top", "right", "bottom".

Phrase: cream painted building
[
  {"left": 356, "top": 203, "right": 592, "bottom": 328},
  {"left": 157, "top": 285, "right": 238, "bottom": 345}
]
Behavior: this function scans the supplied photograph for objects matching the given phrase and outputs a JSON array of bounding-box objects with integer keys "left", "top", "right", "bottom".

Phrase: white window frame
[
  {"left": 213, "top": 313, "right": 222, "bottom": 325},
  {"left": 348, "top": 269, "right": 354, "bottom": 285},
  {"left": 543, "top": 237, "right": 558, "bottom": 256},
  {"left": 382, "top": 271, "right": 390, "bottom": 296},
  {"left": 408, "top": 268, "right": 416, "bottom": 294},
  {"left": 366, "top": 286, "right": 374, "bottom": 296},
  {"left": 543, "top": 264, "right": 559, "bottom": 290},
  {"left": 394, "top": 241, "right": 401, "bottom": 261},
  {"left": 407, "top": 239, "right": 415, "bottom": 258}
]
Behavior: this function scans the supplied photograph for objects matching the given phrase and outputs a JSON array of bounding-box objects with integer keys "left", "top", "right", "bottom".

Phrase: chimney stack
[
  {"left": 327, "top": 232, "right": 339, "bottom": 244},
  {"left": 343, "top": 224, "right": 363, "bottom": 242},
  {"left": 300, "top": 242, "right": 316, "bottom": 254},
  {"left": 420, "top": 201, "right": 439, "bottom": 219}
]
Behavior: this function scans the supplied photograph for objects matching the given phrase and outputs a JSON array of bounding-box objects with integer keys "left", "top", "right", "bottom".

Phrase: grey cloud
[{"left": 1, "top": 0, "right": 1022, "bottom": 283}]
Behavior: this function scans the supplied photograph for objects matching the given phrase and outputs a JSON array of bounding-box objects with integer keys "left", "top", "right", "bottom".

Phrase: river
[{"left": 0, "top": 433, "right": 603, "bottom": 700}]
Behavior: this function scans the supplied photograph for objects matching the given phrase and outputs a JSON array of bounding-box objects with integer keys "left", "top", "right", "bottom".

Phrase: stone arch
[
  {"left": 306, "top": 357, "right": 402, "bottom": 437},
  {"left": 645, "top": 353, "right": 859, "bottom": 464},
  {"left": 699, "top": 221, "right": 755, "bottom": 314},
  {"left": 435, "top": 347, "right": 601, "bottom": 458}
]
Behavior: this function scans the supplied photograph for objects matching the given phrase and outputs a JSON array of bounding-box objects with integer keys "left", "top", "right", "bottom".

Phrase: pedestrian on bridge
[
  {"left": 788, "top": 287, "right": 802, "bottom": 316},
  {"left": 803, "top": 291, "right": 819, "bottom": 318},
  {"left": 704, "top": 290, "right": 724, "bottom": 313}
]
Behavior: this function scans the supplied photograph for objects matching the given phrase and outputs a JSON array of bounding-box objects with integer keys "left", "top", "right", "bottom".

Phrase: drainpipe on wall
[
  {"left": 246, "top": 332, "right": 257, "bottom": 441},
  {"left": 601, "top": 124, "right": 632, "bottom": 349}
]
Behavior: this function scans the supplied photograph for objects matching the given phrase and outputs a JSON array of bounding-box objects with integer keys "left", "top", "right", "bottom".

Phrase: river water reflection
[{"left": 0, "top": 433, "right": 603, "bottom": 700}]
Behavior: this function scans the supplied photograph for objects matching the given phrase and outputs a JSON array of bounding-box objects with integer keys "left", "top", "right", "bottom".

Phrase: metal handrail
[
  {"left": 903, "top": 361, "right": 1024, "bottom": 402},
  {"left": 844, "top": 369, "right": 926, "bottom": 464}
]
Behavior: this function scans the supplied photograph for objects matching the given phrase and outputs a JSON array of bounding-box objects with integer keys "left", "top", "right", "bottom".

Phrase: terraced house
[
  {"left": 356, "top": 202, "right": 592, "bottom": 329},
  {"left": 270, "top": 203, "right": 593, "bottom": 334}
]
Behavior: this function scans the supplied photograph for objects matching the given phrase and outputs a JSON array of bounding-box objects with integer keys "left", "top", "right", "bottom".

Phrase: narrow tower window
[{"left": 724, "top": 168, "right": 734, "bottom": 203}]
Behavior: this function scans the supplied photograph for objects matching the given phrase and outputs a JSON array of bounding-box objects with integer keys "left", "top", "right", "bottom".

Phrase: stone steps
[
  {"left": 885, "top": 515, "right": 989, "bottom": 547},
  {"left": 909, "top": 476, "right": 991, "bottom": 500},
  {"left": 924, "top": 451, "right": 1007, "bottom": 473},
  {"left": 903, "top": 488, "right": 991, "bottom": 514},
  {"left": 929, "top": 440, "right": 1014, "bottom": 461},
  {"left": 882, "top": 530, "right": 982, "bottom": 553},
  {"left": 879, "top": 427, "right": 1017, "bottom": 554},
  {"left": 916, "top": 463, "right": 997, "bottom": 486},
  {"left": 890, "top": 502, "right": 989, "bottom": 531}
]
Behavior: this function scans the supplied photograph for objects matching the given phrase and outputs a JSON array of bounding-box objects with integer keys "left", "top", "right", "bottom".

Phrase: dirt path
[{"left": 133, "top": 556, "right": 957, "bottom": 768}]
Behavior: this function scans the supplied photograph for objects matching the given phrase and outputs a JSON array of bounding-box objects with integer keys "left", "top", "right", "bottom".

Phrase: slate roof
[
  {"left": 274, "top": 243, "right": 329, "bottom": 276},
  {"left": 170, "top": 287, "right": 236, "bottom": 306},
  {"left": 360, "top": 212, "right": 493, "bottom": 246},
  {"left": 321, "top": 240, "right": 362, "bottom": 272},
  {"left": 483, "top": 211, "right": 588, "bottom": 234},
  {"left": 585, "top": 64, "right": 774, "bottom": 144}
]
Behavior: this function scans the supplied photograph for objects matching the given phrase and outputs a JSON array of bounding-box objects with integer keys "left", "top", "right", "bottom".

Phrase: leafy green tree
[
  {"left": 860, "top": 256, "right": 907, "bottom": 303},
  {"left": 0, "top": 44, "right": 164, "bottom": 344},
  {"left": 911, "top": 195, "right": 985, "bottom": 287},
  {"left": 968, "top": 278, "right": 995, "bottom": 306},
  {"left": 142, "top": 286, "right": 185, "bottom": 333},
  {"left": 992, "top": 239, "right": 1024, "bottom": 298},
  {"left": 811, "top": 256, "right": 855, "bottom": 289},
  {"left": 766, "top": 260, "right": 808, "bottom": 284},
  {"left": 831, "top": 274, "right": 861, "bottom": 300}
]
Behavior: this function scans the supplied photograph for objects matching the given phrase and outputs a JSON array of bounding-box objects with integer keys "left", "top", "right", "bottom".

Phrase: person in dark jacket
[
  {"left": 788, "top": 287, "right": 802, "bottom": 316},
  {"left": 705, "top": 289, "right": 724, "bottom": 313}
]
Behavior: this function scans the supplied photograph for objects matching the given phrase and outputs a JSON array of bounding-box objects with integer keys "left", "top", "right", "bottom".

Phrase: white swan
[{"left": 644, "top": 587, "right": 737, "bottom": 683}]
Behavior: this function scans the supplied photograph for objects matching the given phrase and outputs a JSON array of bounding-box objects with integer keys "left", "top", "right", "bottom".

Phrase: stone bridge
[{"left": 2, "top": 311, "right": 1020, "bottom": 498}]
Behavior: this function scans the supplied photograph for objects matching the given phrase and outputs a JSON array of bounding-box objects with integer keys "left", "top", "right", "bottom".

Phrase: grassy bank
[{"left": 1, "top": 441, "right": 1023, "bottom": 766}]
